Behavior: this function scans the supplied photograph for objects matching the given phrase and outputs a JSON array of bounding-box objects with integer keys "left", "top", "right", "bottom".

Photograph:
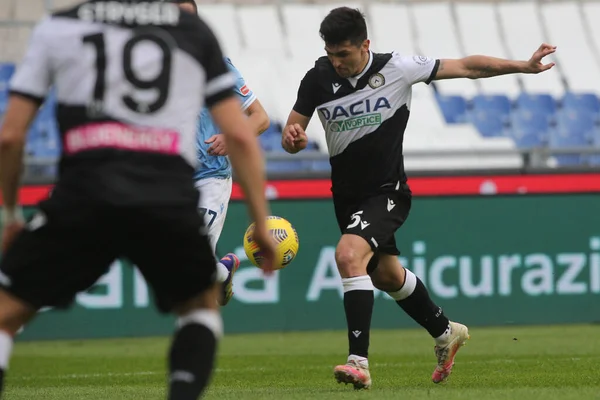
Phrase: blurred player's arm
[
  {"left": 244, "top": 99, "right": 269, "bottom": 136},
  {"left": 434, "top": 43, "right": 556, "bottom": 80},
  {"left": 0, "top": 20, "right": 50, "bottom": 225},
  {"left": 0, "top": 96, "right": 38, "bottom": 221},
  {"left": 199, "top": 21, "right": 275, "bottom": 268},
  {"left": 210, "top": 99, "right": 271, "bottom": 233}
]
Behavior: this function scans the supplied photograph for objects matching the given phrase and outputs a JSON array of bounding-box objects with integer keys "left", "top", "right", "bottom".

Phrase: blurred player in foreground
[
  {"left": 282, "top": 6, "right": 556, "bottom": 389},
  {"left": 0, "top": 0, "right": 275, "bottom": 398},
  {"left": 173, "top": 0, "right": 270, "bottom": 306}
]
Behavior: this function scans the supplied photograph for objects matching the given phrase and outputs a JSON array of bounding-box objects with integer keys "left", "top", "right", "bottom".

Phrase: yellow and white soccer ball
[{"left": 243, "top": 216, "right": 299, "bottom": 270}]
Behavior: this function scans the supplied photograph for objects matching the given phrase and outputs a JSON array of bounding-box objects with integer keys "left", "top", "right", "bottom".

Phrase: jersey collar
[{"left": 346, "top": 51, "right": 373, "bottom": 88}]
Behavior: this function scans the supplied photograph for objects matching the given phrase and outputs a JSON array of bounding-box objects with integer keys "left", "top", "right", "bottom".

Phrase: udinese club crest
[{"left": 368, "top": 73, "right": 385, "bottom": 89}]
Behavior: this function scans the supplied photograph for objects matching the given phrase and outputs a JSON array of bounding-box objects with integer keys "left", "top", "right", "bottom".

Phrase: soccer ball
[{"left": 243, "top": 216, "right": 299, "bottom": 270}]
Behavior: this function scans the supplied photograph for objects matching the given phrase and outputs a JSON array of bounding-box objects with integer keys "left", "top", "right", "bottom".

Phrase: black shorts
[
  {"left": 0, "top": 199, "right": 216, "bottom": 313},
  {"left": 334, "top": 189, "right": 412, "bottom": 255}
]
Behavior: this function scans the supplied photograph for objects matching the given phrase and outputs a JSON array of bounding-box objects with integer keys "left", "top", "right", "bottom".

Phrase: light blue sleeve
[{"left": 224, "top": 58, "right": 257, "bottom": 111}]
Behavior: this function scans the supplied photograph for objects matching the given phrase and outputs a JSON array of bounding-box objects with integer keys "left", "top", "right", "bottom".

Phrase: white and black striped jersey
[
  {"left": 10, "top": 0, "right": 236, "bottom": 205},
  {"left": 293, "top": 52, "right": 439, "bottom": 198}
]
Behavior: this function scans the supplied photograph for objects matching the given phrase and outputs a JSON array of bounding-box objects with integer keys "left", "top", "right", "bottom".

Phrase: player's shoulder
[{"left": 389, "top": 51, "right": 438, "bottom": 69}]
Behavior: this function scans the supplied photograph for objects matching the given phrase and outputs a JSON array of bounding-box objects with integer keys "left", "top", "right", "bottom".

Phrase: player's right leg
[
  {"left": 124, "top": 205, "right": 223, "bottom": 400},
  {"left": 333, "top": 233, "right": 375, "bottom": 390},
  {"left": 194, "top": 177, "right": 239, "bottom": 305}
]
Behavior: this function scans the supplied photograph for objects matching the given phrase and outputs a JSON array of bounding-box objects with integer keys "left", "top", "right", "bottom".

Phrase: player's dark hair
[
  {"left": 170, "top": 0, "right": 198, "bottom": 14},
  {"left": 319, "top": 7, "right": 367, "bottom": 47}
]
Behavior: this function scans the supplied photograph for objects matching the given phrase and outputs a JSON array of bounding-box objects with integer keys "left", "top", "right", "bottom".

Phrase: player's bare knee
[
  {"left": 335, "top": 245, "right": 367, "bottom": 277},
  {"left": 0, "top": 290, "right": 36, "bottom": 335},
  {"left": 173, "top": 284, "right": 220, "bottom": 316}
]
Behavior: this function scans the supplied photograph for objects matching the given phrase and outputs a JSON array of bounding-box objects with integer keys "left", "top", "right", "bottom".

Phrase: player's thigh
[
  {"left": 123, "top": 206, "right": 217, "bottom": 313},
  {"left": 347, "top": 192, "right": 411, "bottom": 256},
  {"left": 0, "top": 205, "right": 118, "bottom": 310},
  {"left": 195, "top": 177, "right": 232, "bottom": 251}
]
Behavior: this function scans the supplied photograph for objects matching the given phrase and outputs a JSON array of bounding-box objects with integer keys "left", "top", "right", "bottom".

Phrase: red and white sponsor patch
[
  {"left": 240, "top": 84, "right": 250, "bottom": 96},
  {"left": 64, "top": 122, "right": 180, "bottom": 155}
]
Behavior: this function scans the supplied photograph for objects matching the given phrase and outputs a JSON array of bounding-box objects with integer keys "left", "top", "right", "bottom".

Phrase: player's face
[
  {"left": 177, "top": 2, "right": 197, "bottom": 14},
  {"left": 325, "top": 40, "right": 370, "bottom": 78}
]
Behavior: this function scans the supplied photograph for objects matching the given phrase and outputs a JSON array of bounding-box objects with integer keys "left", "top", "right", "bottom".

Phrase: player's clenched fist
[{"left": 281, "top": 123, "right": 308, "bottom": 154}]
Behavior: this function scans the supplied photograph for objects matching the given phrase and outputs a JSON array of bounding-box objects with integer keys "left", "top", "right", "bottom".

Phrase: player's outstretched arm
[
  {"left": 434, "top": 43, "right": 556, "bottom": 80},
  {"left": 282, "top": 111, "right": 310, "bottom": 154}
]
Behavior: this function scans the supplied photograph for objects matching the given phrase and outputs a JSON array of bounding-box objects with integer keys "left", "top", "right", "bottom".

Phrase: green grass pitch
[{"left": 5, "top": 324, "right": 600, "bottom": 399}]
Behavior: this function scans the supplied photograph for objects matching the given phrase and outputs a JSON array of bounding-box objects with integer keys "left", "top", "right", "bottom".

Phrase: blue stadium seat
[
  {"left": 515, "top": 93, "right": 557, "bottom": 116},
  {"left": 549, "top": 110, "right": 596, "bottom": 165},
  {"left": 0, "top": 64, "right": 15, "bottom": 106},
  {"left": 472, "top": 94, "right": 511, "bottom": 116},
  {"left": 509, "top": 109, "right": 549, "bottom": 148},
  {"left": 266, "top": 160, "right": 305, "bottom": 173},
  {"left": 436, "top": 94, "right": 468, "bottom": 123},
  {"left": 562, "top": 92, "right": 600, "bottom": 115},
  {"left": 308, "top": 159, "right": 331, "bottom": 172},
  {"left": 556, "top": 109, "right": 596, "bottom": 137},
  {"left": 469, "top": 110, "right": 507, "bottom": 137},
  {"left": 589, "top": 128, "right": 600, "bottom": 166},
  {"left": 0, "top": 63, "right": 15, "bottom": 81}
]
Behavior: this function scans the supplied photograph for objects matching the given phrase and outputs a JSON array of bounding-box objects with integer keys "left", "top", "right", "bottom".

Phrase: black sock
[
  {"left": 342, "top": 276, "right": 374, "bottom": 358},
  {"left": 392, "top": 269, "right": 450, "bottom": 338},
  {"left": 0, "top": 369, "right": 4, "bottom": 395},
  {"left": 168, "top": 323, "right": 218, "bottom": 400}
]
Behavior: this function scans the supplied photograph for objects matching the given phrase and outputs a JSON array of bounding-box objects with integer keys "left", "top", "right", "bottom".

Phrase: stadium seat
[
  {"left": 511, "top": 109, "right": 551, "bottom": 135},
  {"left": 266, "top": 160, "right": 306, "bottom": 174},
  {"left": 541, "top": 2, "right": 600, "bottom": 93},
  {"left": 589, "top": 128, "right": 600, "bottom": 166},
  {"left": 435, "top": 94, "right": 468, "bottom": 124},
  {"left": 281, "top": 4, "right": 324, "bottom": 62},
  {"left": 411, "top": 2, "right": 478, "bottom": 97},
  {"left": 0, "top": 63, "right": 15, "bottom": 82},
  {"left": 497, "top": 2, "right": 564, "bottom": 96},
  {"left": 561, "top": 92, "right": 600, "bottom": 115},
  {"left": 472, "top": 95, "right": 511, "bottom": 116},
  {"left": 583, "top": 2, "right": 600, "bottom": 58},
  {"left": 196, "top": 4, "right": 242, "bottom": 57},
  {"left": 454, "top": 3, "right": 521, "bottom": 97},
  {"left": 549, "top": 110, "right": 596, "bottom": 165},
  {"left": 556, "top": 109, "right": 597, "bottom": 138},
  {"left": 368, "top": 3, "right": 415, "bottom": 55},
  {"left": 469, "top": 110, "right": 507, "bottom": 138},
  {"left": 515, "top": 93, "right": 557, "bottom": 116},
  {"left": 509, "top": 110, "right": 550, "bottom": 148}
]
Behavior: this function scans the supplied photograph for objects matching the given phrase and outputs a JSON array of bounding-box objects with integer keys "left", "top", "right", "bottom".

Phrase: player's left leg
[
  {"left": 194, "top": 177, "right": 239, "bottom": 305},
  {"left": 0, "top": 290, "right": 36, "bottom": 393},
  {"left": 370, "top": 255, "right": 470, "bottom": 383}
]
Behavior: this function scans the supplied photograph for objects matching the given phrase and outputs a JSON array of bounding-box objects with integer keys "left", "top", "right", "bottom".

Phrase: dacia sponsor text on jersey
[{"left": 318, "top": 97, "right": 391, "bottom": 133}]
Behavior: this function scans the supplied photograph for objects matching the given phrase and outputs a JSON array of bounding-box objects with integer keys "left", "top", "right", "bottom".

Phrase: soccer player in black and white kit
[
  {"left": 0, "top": 1, "right": 276, "bottom": 398},
  {"left": 282, "top": 7, "right": 556, "bottom": 389}
]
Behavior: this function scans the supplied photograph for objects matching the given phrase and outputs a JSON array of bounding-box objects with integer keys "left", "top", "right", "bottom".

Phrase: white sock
[
  {"left": 0, "top": 330, "right": 13, "bottom": 370},
  {"left": 177, "top": 309, "right": 223, "bottom": 339},
  {"left": 348, "top": 354, "right": 369, "bottom": 367},
  {"left": 434, "top": 324, "right": 453, "bottom": 345},
  {"left": 215, "top": 262, "right": 230, "bottom": 284}
]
